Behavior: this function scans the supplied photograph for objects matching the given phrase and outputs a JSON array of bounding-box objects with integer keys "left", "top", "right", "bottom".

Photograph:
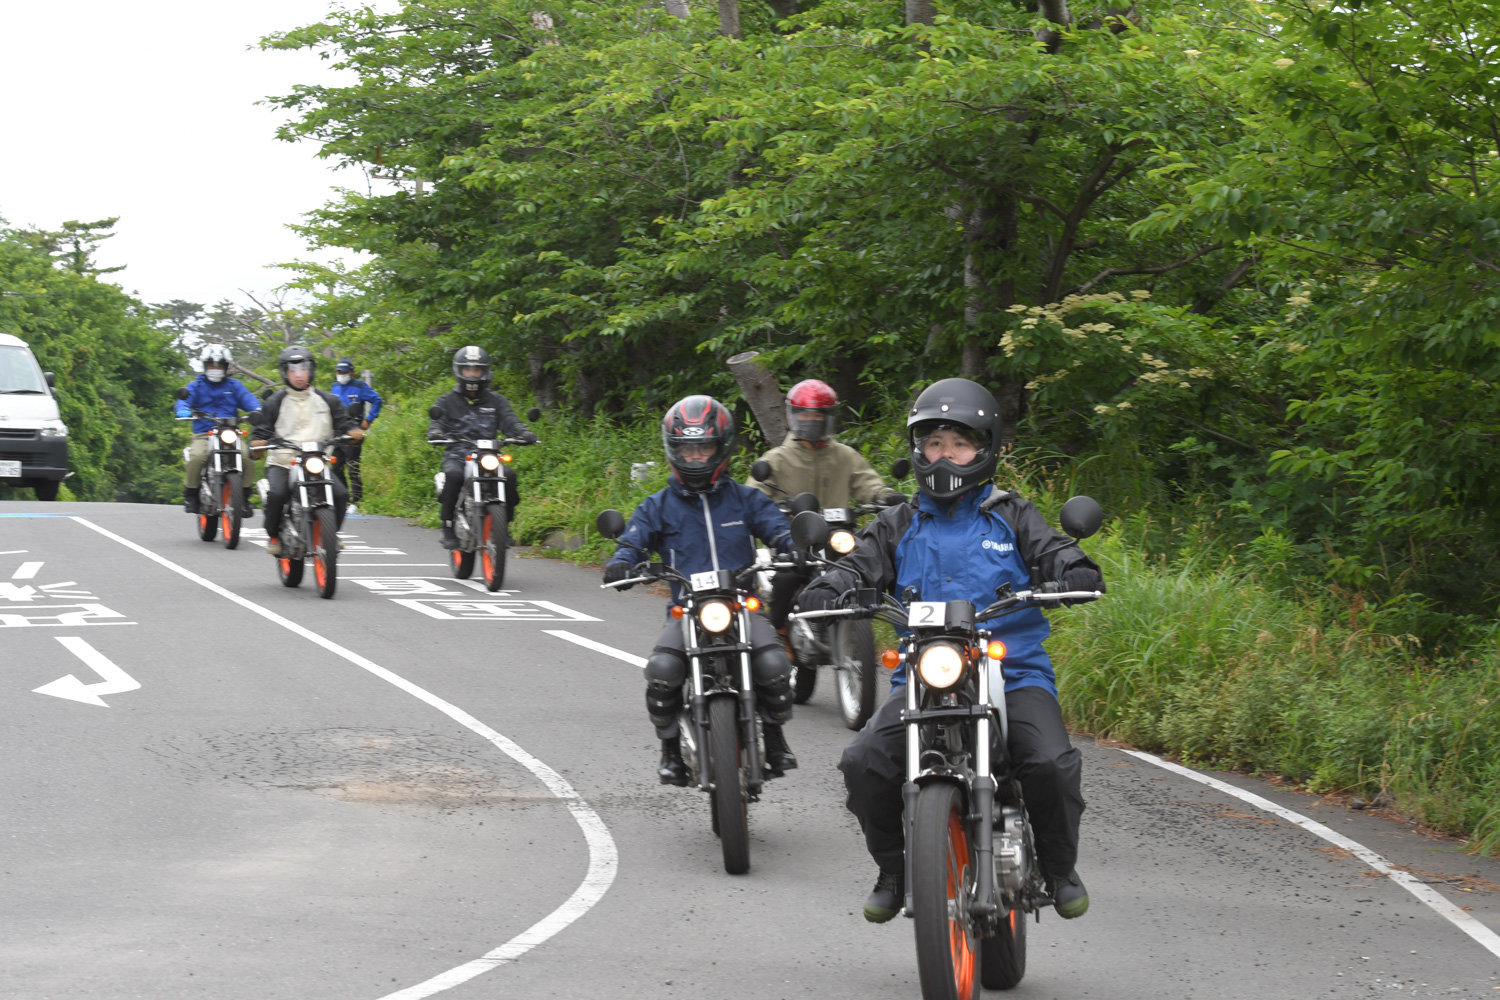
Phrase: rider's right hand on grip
[
  {"left": 796, "top": 586, "right": 836, "bottom": 612},
  {"left": 603, "top": 561, "right": 634, "bottom": 590}
]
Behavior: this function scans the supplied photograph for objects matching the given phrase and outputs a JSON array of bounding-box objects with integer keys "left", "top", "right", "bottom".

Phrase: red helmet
[
  {"left": 662, "top": 395, "right": 737, "bottom": 492},
  {"left": 785, "top": 379, "right": 838, "bottom": 446}
]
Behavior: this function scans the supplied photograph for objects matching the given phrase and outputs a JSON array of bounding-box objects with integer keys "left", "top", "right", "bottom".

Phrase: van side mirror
[{"left": 45, "top": 372, "right": 56, "bottom": 389}]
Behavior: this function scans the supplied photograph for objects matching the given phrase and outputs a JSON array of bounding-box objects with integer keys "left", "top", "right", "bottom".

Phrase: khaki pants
[{"left": 184, "top": 433, "right": 256, "bottom": 490}]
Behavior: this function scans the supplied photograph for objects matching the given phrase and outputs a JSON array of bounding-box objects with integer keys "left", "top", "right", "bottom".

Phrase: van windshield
[{"left": 0, "top": 345, "right": 49, "bottom": 394}]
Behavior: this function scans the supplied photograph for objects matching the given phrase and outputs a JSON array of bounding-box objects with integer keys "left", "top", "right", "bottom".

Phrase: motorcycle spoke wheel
[
  {"left": 481, "top": 504, "right": 508, "bottom": 591},
  {"left": 278, "top": 555, "right": 304, "bottom": 588},
  {"left": 708, "top": 696, "right": 750, "bottom": 875},
  {"left": 912, "top": 782, "right": 979, "bottom": 1000},
  {"left": 832, "top": 618, "right": 878, "bottom": 730},
  {"left": 792, "top": 665, "right": 817, "bottom": 704},
  {"left": 450, "top": 545, "right": 475, "bottom": 579},
  {"left": 221, "top": 472, "right": 243, "bottom": 549},
  {"left": 979, "top": 905, "right": 1027, "bottom": 990},
  {"left": 312, "top": 507, "right": 339, "bottom": 599},
  {"left": 196, "top": 481, "right": 218, "bottom": 541}
]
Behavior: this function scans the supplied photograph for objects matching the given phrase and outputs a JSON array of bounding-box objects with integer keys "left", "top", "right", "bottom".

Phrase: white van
[{"left": 0, "top": 332, "right": 70, "bottom": 500}]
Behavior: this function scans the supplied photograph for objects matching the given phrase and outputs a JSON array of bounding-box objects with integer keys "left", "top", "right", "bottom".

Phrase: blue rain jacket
[{"left": 174, "top": 375, "right": 262, "bottom": 433}]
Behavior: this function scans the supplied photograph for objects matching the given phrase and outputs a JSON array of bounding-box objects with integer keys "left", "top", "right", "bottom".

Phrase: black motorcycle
[
  {"left": 597, "top": 507, "right": 818, "bottom": 875},
  {"left": 428, "top": 406, "right": 540, "bottom": 591},
  {"left": 789, "top": 496, "right": 1103, "bottom": 997},
  {"left": 175, "top": 390, "right": 250, "bottom": 550},
  {"left": 260, "top": 435, "right": 352, "bottom": 599}
]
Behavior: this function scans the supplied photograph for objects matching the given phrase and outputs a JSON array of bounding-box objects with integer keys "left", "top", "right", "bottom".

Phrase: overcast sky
[{"left": 0, "top": 1, "right": 384, "bottom": 310}]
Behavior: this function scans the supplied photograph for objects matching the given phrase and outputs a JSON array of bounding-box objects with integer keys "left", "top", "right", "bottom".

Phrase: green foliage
[{"left": 1, "top": 229, "right": 181, "bottom": 503}]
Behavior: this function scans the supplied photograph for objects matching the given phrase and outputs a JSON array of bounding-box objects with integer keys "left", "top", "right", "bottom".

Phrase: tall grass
[{"left": 354, "top": 394, "right": 1500, "bottom": 853}]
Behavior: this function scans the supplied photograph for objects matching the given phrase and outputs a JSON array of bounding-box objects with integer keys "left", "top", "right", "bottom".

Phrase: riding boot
[
  {"left": 658, "top": 737, "right": 690, "bottom": 786},
  {"left": 239, "top": 488, "right": 254, "bottom": 518},
  {"left": 762, "top": 723, "right": 798, "bottom": 777},
  {"left": 183, "top": 487, "right": 200, "bottom": 514},
  {"left": 440, "top": 520, "right": 459, "bottom": 549}
]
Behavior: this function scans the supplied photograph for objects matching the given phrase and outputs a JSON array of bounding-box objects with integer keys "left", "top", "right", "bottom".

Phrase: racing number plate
[
  {"left": 690, "top": 570, "right": 719, "bottom": 592},
  {"left": 907, "top": 602, "right": 947, "bottom": 627},
  {"left": 822, "top": 507, "right": 849, "bottom": 522},
  {"left": 0, "top": 460, "right": 19, "bottom": 478}
]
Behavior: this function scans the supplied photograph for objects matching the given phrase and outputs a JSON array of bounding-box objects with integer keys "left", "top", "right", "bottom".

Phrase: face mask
[
  {"left": 205, "top": 368, "right": 226, "bottom": 383},
  {"left": 337, "top": 373, "right": 352, "bottom": 384}
]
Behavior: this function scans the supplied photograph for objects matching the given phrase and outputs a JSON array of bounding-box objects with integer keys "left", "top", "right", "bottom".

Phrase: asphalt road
[{"left": 3, "top": 501, "right": 1498, "bottom": 999}]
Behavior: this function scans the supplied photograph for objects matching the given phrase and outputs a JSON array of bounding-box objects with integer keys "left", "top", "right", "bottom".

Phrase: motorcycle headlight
[
  {"left": 698, "top": 600, "right": 734, "bottom": 634},
  {"left": 304, "top": 456, "right": 326, "bottom": 476},
  {"left": 829, "top": 529, "right": 856, "bottom": 555},
  {"left": 218, "top": 429, "right": 239, "bottom": 446},
  {"left": 39, "top": 419, "right": 68, "bottom": 438},
  {"left": 479, "top": 453, "right": 501, "bottom": 472},
  {"left": 916, "top": 643, "right": 966, "bottom": 690}
]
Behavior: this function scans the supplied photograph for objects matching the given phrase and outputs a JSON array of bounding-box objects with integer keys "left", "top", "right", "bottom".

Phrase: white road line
[
  {"left": 1120, "top": 748, "right": 1500, "bottom": 960},
  {"left": 544, "top": 630, "right": 649, "bottom": 668},
  {"left": 69, "top": 517, "right": 618, "bottom": 997},
  {"left": 13, "top": 560, "right": 43, "bottom": 579}
]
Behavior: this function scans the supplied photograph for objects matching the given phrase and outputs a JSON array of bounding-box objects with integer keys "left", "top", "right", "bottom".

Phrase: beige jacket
[{"left": 746, "top": 434, "right": 888, "bottom": 508}]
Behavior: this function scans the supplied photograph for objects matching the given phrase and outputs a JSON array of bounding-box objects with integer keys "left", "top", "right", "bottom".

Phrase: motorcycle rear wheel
[
  {"left": 912, "top": 782, "right": 979, "bottom": 1000},
  {"left": 708, "top": 696, "right": 750, "bottom": 875},
  {"left": 221, "top": 472, "right": 243, "bottom": 549},
  {"left": 450, "top": 502, "right": 475, "bottom": 578},
  {"left": 197, "top": 477, "right": 218, "bottom": 541},
  {"left": 979, "top": 905, "right": 1027, "bottom": 990},
  {"left": 481, "top": 503, "right": 508, "bottom": 591},
  {"left": 832, "top": 617, "right": 878, "bottom": 730},
  {"left": 312, "top": 507, "right": 338, "bottom": 599}
]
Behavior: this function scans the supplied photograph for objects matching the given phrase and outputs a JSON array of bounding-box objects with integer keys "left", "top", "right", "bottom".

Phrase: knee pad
[
  {"left": 751, "top": 647, "right": 794, "bottom": 724},
  {"left": 645, "top": 652, "right": 687, "bottom": 732}
]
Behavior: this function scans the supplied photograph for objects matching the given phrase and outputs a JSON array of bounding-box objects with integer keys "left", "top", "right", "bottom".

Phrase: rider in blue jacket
[
  {"left": 799, "top": 378, "right": 1104, "bottom": 924},
  {"left": 328, "top": 358, "right": 383, "bottom": 505},
  {"left": 602, "top": 395, "right": 801, "bottom": 786},
  {"left": 174, "top": 344, "right": 261, "bottom": 515}
]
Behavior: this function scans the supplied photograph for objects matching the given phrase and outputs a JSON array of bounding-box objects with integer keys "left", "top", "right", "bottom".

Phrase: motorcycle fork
[{"left": 736, "top": 607, "right": 764, "bottom": 795}]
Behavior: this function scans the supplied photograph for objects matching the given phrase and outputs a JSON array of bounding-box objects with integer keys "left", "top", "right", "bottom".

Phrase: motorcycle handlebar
[{"left": 428, "top": 436, "right": 538, "bottom": 447}]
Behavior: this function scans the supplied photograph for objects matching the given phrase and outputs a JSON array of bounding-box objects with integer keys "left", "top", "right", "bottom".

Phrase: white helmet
[{"left": 199, "top": 344, "right": 233, "bottom": 383}]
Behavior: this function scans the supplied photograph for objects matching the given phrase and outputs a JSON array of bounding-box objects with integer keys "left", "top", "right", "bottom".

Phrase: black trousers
[
  {"left": 440, "top": 457, "right": 520, "bottom": 523},
  {"left": 838, "top": 683, "right": 1085, "bottom": 879},
  {"left": 263, "top": 465, "right": 348, "bottom": 541},
  {"left": 768, "top": 566, "right": 813, "bottom": 630}
]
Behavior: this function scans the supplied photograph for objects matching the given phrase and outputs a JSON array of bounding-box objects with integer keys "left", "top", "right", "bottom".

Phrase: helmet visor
[
  {"left": 912, "top": 422, "right": 987, "bottom": 467},
  {"left": 787, "top": 405, "right": 834, "bottom": 443}
]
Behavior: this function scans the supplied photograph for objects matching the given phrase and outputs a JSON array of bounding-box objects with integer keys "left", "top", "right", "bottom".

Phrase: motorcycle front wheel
[
  {"left": 707, "top": 696, "right": 749, "bottom": 875},
  {"left": 312, "top": 506, "right": 338, "bottom": 599},
  {"left": 832, "top": 617, "right": 878, "bottom": 730},
  {"left": 450, "top": 501, "right": 475, "bottom": 578},
  {"left": 912, "top": 781, "right": 979, "bottom": 1000},
  {"left": 481, "top": 503, "right": 507, "bottom": 591},
  {"left": 221, "top": 472, "right": 243, "bottom": 549}
]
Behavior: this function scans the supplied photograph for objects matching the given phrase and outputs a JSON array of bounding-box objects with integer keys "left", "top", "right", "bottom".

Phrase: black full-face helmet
[
  {"left": 906, "top": 377, "right": 1000, "bottom": 501},
  {"left": 453, "top": 345, "right": 491, "bottom": 396},
  {"left": 277, "top": 345, "right": 316, "bottom": 387},
  {"left": 662, "top": 394, "right": 736, "bottom": 493}
]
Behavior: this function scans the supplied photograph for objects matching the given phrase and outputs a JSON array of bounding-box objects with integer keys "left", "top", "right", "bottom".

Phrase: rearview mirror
[
  {"left": 790, "top": 509, "right": 830, "bottom": 550},
  {"left": 750, "top": 459, "right": 773, "bottom": 482},
  {"left": 1059, "top": 496, "right": 1103, "bottom": 540},
  {"left": 596, "top": 509, "right": 626, "bottom": 540}
]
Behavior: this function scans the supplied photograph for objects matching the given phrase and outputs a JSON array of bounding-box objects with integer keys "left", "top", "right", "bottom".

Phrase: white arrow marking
[
  {"left": 14, "top": 561, "right": 43, "bottom": 579},
  {"left": 33, "top": 636, "right": 141, "bottom": 707}
]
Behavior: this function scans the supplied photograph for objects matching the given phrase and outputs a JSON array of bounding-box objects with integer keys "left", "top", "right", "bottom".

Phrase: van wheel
[{"left": 32, "top": 480, "right": 59, "bottom": 501}]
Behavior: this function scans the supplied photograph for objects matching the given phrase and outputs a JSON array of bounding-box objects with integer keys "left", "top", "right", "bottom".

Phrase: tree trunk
[
  {"left": 906, "top": 0, "right": 936, "bottom": 26},
  {"left": 728, "top": 351, "right": 787, "bottom": 444},
  {"left": 768, "top": 0, "right": 799, "bottom": 17},
  {"left": 962, "top": 195, "right": 1025, "bottom": 447},
  {"left": 719, "top": 0, "right": 741, "bottom": 38},
  {"left": 662, "top": 0, "right": 689, "bottom": 18}
]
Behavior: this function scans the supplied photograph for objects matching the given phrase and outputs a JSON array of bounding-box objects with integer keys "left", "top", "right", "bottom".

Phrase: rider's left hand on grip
[{"left": 603, "top": 561, "right": 634, "bottom": 590}]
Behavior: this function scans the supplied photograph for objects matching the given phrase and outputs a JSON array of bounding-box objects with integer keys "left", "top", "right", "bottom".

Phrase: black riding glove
[
  {"left": 1062, "top": 566, "right": 1104, "bottom": 594},
  {"left": 797, "top": 586, "right": 836, "bottom": 612},
  {"left": 519, "top": 431, "right": 539, "bottom": 445},
  {"left": 883, "top": 491, "right": 907, "bottom": 506},
  {"left": 603, "top": 561, "right": 634, "bottom": 590}
]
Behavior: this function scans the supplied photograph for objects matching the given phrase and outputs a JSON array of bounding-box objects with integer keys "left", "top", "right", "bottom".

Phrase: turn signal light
[
  {"left": 881, "top": 649, "right": 901, "bottom": 670},
  {"left": 987, "top": 640, "right": 1007, "bottom": 660},
  {"left": 670, "top": 606, "right": 685, "bottom": 619},
  {"left": 745, "top": 595, "right": 762, "bottom": 612}
]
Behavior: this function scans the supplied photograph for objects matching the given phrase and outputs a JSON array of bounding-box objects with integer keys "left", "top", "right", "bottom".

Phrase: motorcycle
[
  {"left": 428, "top": 406, "right": 540, "bottom": 592},
  {"left": 258, "top": 434, "right": 352, "bottom": 599},
  {"left": 175, "top": 390, "right": 250, "bottom": 550},
  {"left": 749, "top": 457, "right": 903, "bottom": 730},
  {"left": 596, "top": 506, "right": 817, "bottom": 875},
  {"left": 789, "top": 495, "right": 1104, "bottom": 997}
]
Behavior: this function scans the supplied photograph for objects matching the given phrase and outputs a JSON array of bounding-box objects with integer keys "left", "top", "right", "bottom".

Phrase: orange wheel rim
[
  {"left": 312, "top": 521, "right": 327, "bottom": 587},
  {"left": 946, "top": 808, "right": 976, "bottom": 995},
  {"left": 480, "top": 512, "right": 494, "bottom": 577}
]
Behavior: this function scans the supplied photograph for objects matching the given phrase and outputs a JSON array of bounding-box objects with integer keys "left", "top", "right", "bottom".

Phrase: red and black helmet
[
  {"left": 662, "top": 395, "right": 736, "bottom": 492},
  {"left": 785, "top": 378, "right": 838, "bottom": 446}
]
